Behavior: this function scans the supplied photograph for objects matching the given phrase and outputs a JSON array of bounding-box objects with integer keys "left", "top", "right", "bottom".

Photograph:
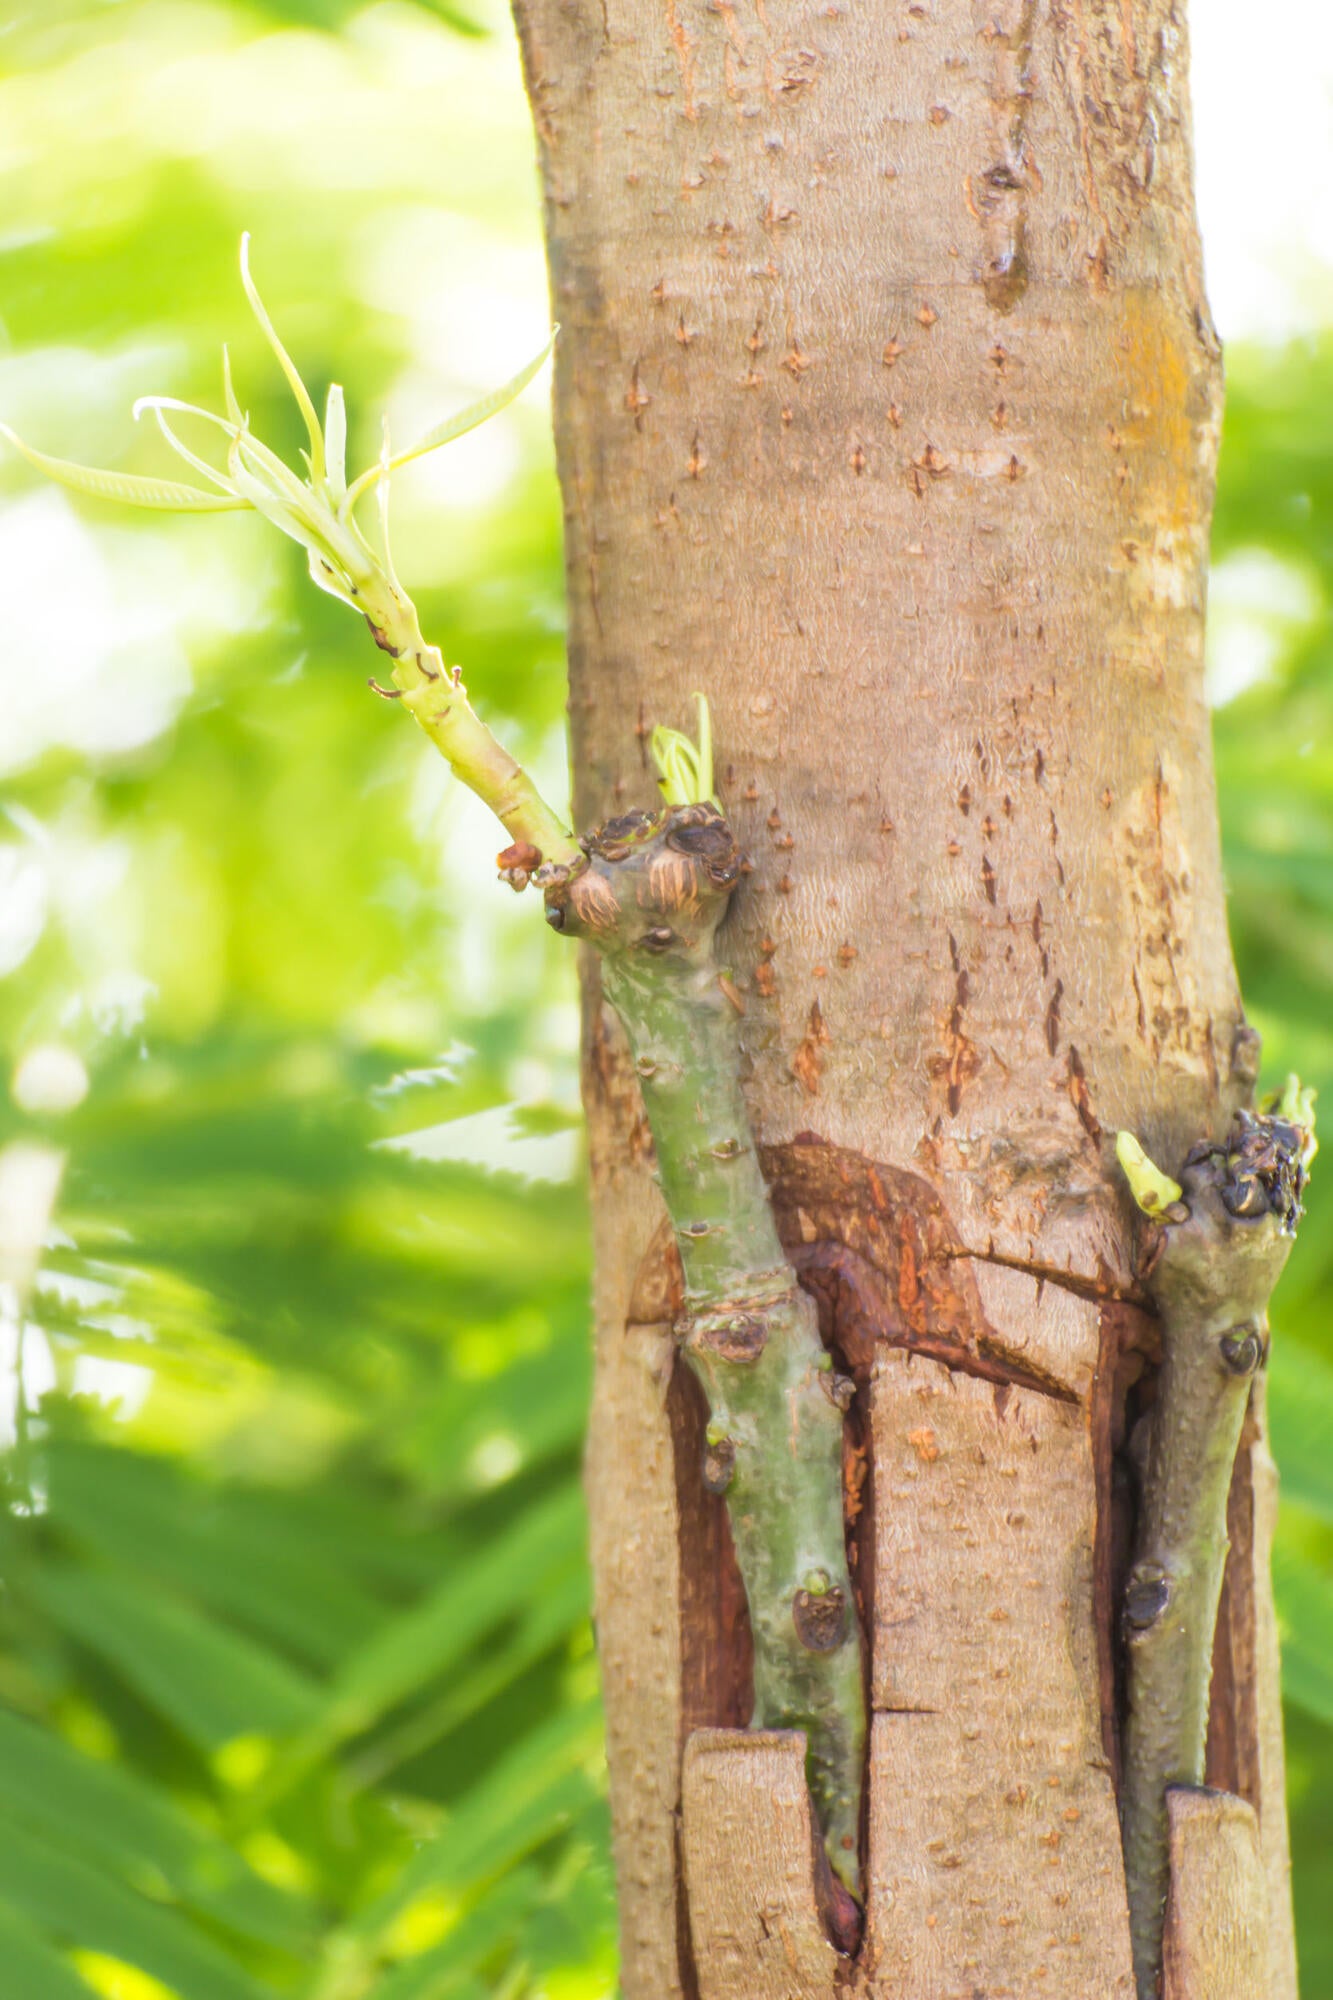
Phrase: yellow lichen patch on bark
[{"left": 1112, "top": 291, "right": 1219, "bottom": 609}]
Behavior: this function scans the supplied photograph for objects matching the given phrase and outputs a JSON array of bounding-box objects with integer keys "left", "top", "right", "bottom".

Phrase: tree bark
[{"left": 509, "top": 0, "right": 1295, "bottom": 1992}]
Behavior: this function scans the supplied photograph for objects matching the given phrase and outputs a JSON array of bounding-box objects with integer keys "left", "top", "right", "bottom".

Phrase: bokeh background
[{"left": 0, "top": 3, "right": 1330, "bottom": 1996}]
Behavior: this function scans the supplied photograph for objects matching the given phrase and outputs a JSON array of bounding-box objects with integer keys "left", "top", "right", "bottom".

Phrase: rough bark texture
[{"left": 510, "top": 0, "right": 1294, "bottom": 1991}]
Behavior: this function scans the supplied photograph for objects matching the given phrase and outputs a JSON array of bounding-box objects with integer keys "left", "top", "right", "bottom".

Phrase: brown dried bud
[
  {"left": 496, "top": 841, "right": 541, "bottom": 876},
  {"left": 595, "top": 810, "right": 653, "bottom": 849},
  {"left": 793, "top": 1579, "right": 847, "bottom": 1652},
  {"left": 687, "top": 1311, "right": 769, "bottom": 1363},
  {"left": 823, "top": 1370, "right": 856, "bottom": 1412},
  {"left": 496, "top": 840, "right": 543, "bottom": 893},
  {"left": 666, "top": 815, "right": 741, "bottom": 888},
  {"left": 701, "top": 1432, "right": 736, "bottom": 1494},
  {"left": 1124, "top": 1568, "right": 1170, "bottom": 1632},
  {"left": 1219, "top": 1325, "right": 1264, "bottom": 1376}
]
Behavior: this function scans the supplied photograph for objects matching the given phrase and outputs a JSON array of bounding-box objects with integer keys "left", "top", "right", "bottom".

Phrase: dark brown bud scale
[
  {"left": 667, "top": 818, "right": 735, "bottom": 862},
  {"left": 793, "top": 1582, "right": 847, "bottom": 1653},
  {"left": 688, "top": 1312, "right": 769, "bottom": 1363},
  {"left": 1180, "top": 1108, "right": 1309, "bottom": 1235},
  {"left": 1218, "top": 1326, "right": 1264, "bottom": 1376},
  {"left": 823, "top": 1371, "right": 856, "bottom": 1412},
  {"left": 701, "top": 1433, "right": 736, "bottom": 1494},
  {"left": 1124, "top": 1570, "right": 1170, "bottom": 1632}
]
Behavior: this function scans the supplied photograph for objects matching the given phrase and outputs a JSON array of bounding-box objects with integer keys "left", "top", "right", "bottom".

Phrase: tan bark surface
[
  {"left": 867, "top": 1351, "right": 1133, "bottom": 1995},
  {"left": 1161, "top": 1788, "right": 1270, "bottom": 2000},
  {"left": 580, "top": 1000, "right": 687, "bottom": 2000},
  {"left": 511, "top": 0, "right": 1293, "bottom": 1990},
  {"left": 681, "top": 1732, "right": 841, "bottom": 1999}
]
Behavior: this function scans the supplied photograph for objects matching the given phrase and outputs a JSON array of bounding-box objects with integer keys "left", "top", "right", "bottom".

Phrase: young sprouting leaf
[
  {"left": 221, "top": 345, "right": 245, "bottom": 429},
  {"left": 651, "top": 729, "right": 688, "bottom": 804},
  {"left": 695, "top": 688, "right": 713, "bottom": 798},
  {"left": 224, "top": 437, "right": 319, "bottom": 551},
  {"left": 0, "top": 425, "right": 246, "bottom": 512},
  {"left": 133, "top": 397, "right": 240, "bottom": 493},
  {"left": 342, "top": 330, "right": 556, "bottom": 512},
  {"left": 1115, "top": 1130, "right": 1184, "bottom": 1219},
  {"left": 1275, "top": 1072, "right": 1319, "bottom": 1166},
  {"left": 306, "top": 545, "right": 362, "bottom": 611},
  {"left": 239, "top": 232, "right": 325, "bottom": 483},
  {"left": 367, "top": 416, "right": 409, "bottom": 600},
  {"left": 651, "top": 692, "right": 717, "bottom": 807},
  {"left": 224, "top": 427, "right": 372, "bottom": 599},
  {"left": 324, "top": 383, "right": 348, "bottom": 502},
  {"left": 4, "top": 251, "right": 553, "bottom": 638},
  {"left": 230, "top": 420, "right": 319, "bottom": 514}
]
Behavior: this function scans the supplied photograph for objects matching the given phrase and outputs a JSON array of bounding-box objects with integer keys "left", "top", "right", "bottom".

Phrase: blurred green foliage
[
  {"left": 0, "top": 3, "right": 1330, "bottom": 1997},
  {"left": 1212, "top": 341, "right": 1333, "bottom": 1994},
  {"left": 0, "top": 5, "right": 612, "bottom": 1997}
]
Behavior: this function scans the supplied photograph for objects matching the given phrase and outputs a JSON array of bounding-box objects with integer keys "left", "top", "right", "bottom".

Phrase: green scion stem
[
  {"left": 1119, "top": 1113, "right": 1306, "bottom": 1997},
  {"left": 542, "top": 806, "right": 865, "bottom": 1898},
  {"left": 362, "top": 580, "right": 577, "bottom": 867}
]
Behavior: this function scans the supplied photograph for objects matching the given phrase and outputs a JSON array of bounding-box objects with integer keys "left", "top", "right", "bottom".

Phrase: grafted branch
[
  {"left": 539, "top": 805, "right": 865, "bottom": 1906},
  {"left": 1118, "top": 1105, "right": 1312, "bottom": 1998}
]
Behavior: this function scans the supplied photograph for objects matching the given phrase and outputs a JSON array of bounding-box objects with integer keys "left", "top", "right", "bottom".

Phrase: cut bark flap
[
  {"left": 681, "top": 1730, "right": 840, "bottom": 2000},
  {"left": 1161, "top": 1787, "right": 1270, "bottom": 2000},
  {"left": 585, "top": 1306, "right": 686, "bottom": 2000},
  {"left": 868, "top": 1358, "right": 1135, "bottom": 1997}
]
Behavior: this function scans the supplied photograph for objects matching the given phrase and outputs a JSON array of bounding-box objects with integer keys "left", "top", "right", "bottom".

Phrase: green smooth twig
[
  {"left": 1117, "top": 1101, "right": 1313, "bottom": 1998},
  {"left": 539, "top": 794, "right": 865, "bottom": 1904}
]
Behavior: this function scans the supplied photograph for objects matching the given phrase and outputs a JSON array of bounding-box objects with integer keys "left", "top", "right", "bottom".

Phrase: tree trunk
[{"left": 509, "top": 0, "right": 1296, "bottom": 1992}]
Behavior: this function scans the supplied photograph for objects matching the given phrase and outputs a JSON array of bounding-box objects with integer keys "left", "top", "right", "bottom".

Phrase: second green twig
[{"left": 1116, "top": 1099, "right": 1313, "bottom": 1998}]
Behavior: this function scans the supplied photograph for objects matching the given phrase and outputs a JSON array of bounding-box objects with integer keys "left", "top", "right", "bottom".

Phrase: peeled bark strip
[
  {"left": 867, "top": 1350, "right": 1134, "bottom": 1995},
  {"left": 681, "top": 1732, "right": 842, "bottom": 2000},
  {"left": 1161, "top": 1788, "right": 1270, "bottom": 2000},
  {"left": 508, "top": 0, "right": 1293, "bottom": 1988},
  {"left": 583, "top": 1302, "right": 685, "bottom": 1999},
  {"left": 542, "top": 808, "right": 865, "bottom": 1894},
  {"left": 1120, "top": 1113, "right": 1306, "bottom": 1998}
]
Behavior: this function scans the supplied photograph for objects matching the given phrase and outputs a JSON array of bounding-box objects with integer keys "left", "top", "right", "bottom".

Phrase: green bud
[
  {"left": 651, "top": 693, "right": 718, "bottom": 807},
  {"left": 1116, "top": 1130, "right": 1184, "bottom": 1219}
]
